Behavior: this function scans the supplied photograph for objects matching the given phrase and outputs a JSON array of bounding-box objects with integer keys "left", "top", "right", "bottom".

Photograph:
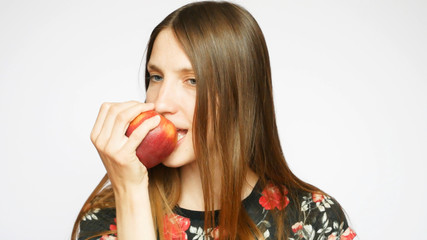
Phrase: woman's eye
[
  {"left": 186, "top": 78, "right": 197, "bottom": 86},
  {"left": 149, "top": 75, "right": 163, "bottom": 82}
]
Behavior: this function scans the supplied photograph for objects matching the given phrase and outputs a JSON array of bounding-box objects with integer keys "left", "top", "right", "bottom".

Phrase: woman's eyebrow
[
  {"left": 147, "top": 63, "right": 194, "bottom": 74},
  {"left": 178, "top": 68, "right": 194, "bottom": 74},
  {"left": 147, "top": 63, "right": 161, "bottom": 72}
]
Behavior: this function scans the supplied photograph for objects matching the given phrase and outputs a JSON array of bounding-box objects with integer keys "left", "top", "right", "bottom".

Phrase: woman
[{"left": 72, "top": 1, "right": 356, "bottom": 240}]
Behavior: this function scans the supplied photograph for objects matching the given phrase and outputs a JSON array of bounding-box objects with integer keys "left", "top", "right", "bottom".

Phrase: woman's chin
[
  {"left": 161, "top": 149, "right": 196, "bottom": 168},
  {"left": 161, "top": 140, "right": 196, "bottom": 168},
  {"left": 162, "top": 156, "right": 196, "bottom": 168}
]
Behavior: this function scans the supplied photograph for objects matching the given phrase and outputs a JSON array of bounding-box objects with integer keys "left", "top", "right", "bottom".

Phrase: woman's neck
[{"left": 177, "top": 162, "right": 259, "bottom": 211}]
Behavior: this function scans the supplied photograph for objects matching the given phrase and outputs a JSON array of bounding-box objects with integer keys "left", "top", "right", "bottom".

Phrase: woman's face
[{"left": 145, "top": 28, "right": 197, "bottom": 168}]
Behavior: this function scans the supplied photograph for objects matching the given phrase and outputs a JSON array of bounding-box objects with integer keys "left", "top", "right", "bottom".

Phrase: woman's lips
[{"left": 177, "top": 129, "right": 188, "bottom": 145}]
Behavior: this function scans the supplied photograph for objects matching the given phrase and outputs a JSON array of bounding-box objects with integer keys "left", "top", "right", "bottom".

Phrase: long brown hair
[{"left": 72, "top": 1, "right": 321, "bottom": 239}]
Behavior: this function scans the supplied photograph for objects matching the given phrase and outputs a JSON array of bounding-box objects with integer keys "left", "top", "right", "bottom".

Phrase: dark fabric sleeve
[
  {"left": 78, "top": 208, "right": 117, "bottom": 240},
  {"left": 287, "top": 193, "right": 357, "bottom": 240}
]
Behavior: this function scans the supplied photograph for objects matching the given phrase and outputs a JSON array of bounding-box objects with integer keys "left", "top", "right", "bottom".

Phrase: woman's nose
[{"left": 153, "top": 80, "right": 178, "bottom": 115}]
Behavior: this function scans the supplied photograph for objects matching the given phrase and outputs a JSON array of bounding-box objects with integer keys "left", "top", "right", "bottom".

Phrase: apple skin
[{"left": 125, "top": 110, "right": 177, "bottom": 169}]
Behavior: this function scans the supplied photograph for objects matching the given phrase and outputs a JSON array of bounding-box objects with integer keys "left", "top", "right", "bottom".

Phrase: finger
[
  {"left": 109, "top": 102, "right": 156, "bottom": 145},
  {"left": 124, "top": 115, "right": 161, "bottom": 152},
  {"left": 90, "top": 102, "right": 112, "bottom": 143},
  {"left": 95, "top": 101, "right": 140, "bottom": 146}
]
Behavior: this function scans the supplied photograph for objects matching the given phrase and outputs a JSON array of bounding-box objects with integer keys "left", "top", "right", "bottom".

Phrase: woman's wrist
[
  {"left": 114, "top": 180, "right": 149, "bottom": 208},
  {"left": 114, "top": 179, "right": 156, "bottom": 240},
  {"left": 112, "top": 175, "right": 149, "bottom": 197}
]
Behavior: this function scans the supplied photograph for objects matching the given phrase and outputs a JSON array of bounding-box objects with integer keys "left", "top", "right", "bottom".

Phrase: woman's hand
[
  {"left": 90, "top": 101, "right": 160, "bottom": 193},
  {"left": 90, "top": 101, "right": 159, "bottom": 240}
]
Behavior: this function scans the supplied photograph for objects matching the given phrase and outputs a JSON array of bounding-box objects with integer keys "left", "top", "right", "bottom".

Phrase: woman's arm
[
  {"left": 90, "top": 101, "right": 159, "bottom": 240},
  {"left": 114, "top": 179, "right": 156, "bottom": 240}
]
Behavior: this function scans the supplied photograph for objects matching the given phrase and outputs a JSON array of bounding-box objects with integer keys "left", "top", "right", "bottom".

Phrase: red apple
[{"left": 125, "top": 110, "right": 177, "bottom": 168}]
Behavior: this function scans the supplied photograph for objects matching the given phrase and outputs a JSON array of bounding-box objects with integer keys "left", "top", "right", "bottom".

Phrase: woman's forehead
[{"left": 148, "top": 29, "right": 193, "bottom": 73}]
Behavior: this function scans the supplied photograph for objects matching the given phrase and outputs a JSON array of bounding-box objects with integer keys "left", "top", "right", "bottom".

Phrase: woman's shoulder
[
  {"left": 253, "top": 182, "right": 356, "bottom": 240},
  {"left": 78, "top": 208, "right": 117, "bottom": 240},
  {"left": 288, "top": 191, "right": 356, "bottom": 240}
]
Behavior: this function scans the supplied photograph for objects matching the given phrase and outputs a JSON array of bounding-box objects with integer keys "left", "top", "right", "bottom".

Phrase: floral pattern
[
  {"left": 259, "top": 183, "right": 290, "bottom": 210},
  {"left": 327, "top": 226, "right": 357, "bottom": 240},
  {"left": 100, "top": 235, "right": 117, "bottom": 240},
  {"left": 79, "top": 182, "right": 356, "bottom": 240},
  {"left": 82, "top": 208, "right": 100, "bottom": 221},
  {"left": 163, "top": 214, "right": 191, "bottom": 240},
  {"left": 99, "top": 218, "right": 117, "bottom": 240},
  {"left": 187, "top": 226, "right": 221, "bottom": 240},
  {"left": 287, "top": 192, "right": 356, "bottom": 240}
]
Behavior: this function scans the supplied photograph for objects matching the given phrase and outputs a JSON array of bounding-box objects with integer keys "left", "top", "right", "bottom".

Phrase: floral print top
[{"left": 78, "top": 181, "right": 356, "bottom": 240}]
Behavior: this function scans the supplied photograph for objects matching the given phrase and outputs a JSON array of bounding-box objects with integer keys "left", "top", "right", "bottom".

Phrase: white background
[{"left": 1, "top": 0, "right": 426, "bottom": 239}]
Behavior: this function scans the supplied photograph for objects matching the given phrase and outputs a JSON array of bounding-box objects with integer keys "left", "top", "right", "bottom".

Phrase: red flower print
[
  {"left": 109, "top": 218, "right": 117, "bottom": 231},
  {"left": 327, "top": 233, "right": 337, "bottom": 240},
  {"left": 163, "top": 214, "right": 191, "bottom": 240},
  {"left": 210, "top": 227, "right": 220, "bottom": 240},
  {"left": 312, "top": 193, "right": 325, "bottom": 203},
  {"left": 340, "top": 227, "right": 357, "bottom": 240},
  {"left": 100, "top": 235, "right": 117, "bottom": 240},
  {"left": 291, "top": 221, "right": 303, "bottom": 233},
  {"left": 259, "top": 183, "right": 290, "bottom": 210},
  {"left": 327, "top": 227, "right": 356, "bottom": 240}
]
